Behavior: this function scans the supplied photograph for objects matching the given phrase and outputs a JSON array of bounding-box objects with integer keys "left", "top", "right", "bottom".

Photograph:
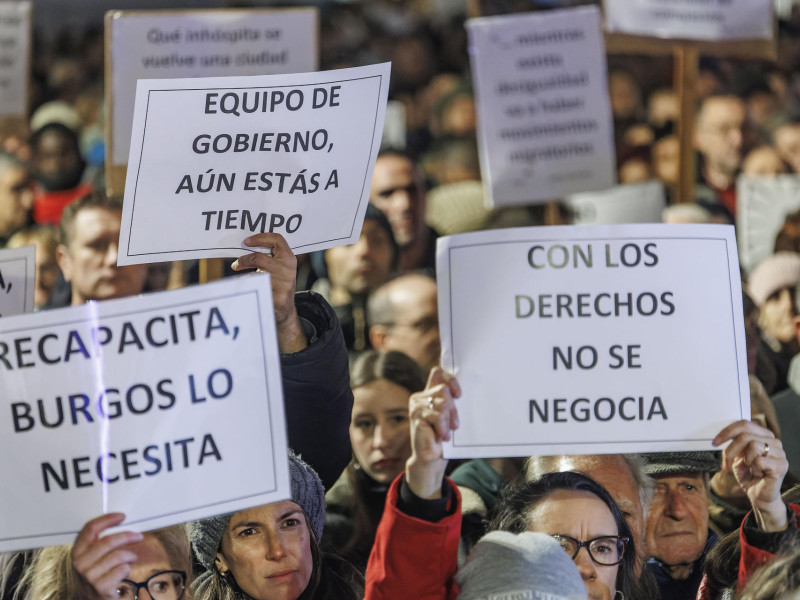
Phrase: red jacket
[{"left": 364, "top": 476, "right": 462, "bottom": 600}]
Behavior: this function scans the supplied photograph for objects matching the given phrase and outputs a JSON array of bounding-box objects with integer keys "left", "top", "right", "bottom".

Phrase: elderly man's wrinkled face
[{"left": 645, "top": 473, "right": 709, "bottom": 580}]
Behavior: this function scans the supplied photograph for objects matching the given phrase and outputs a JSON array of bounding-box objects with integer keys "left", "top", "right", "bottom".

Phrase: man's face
[
  {"left": 325, "top": 219, "right": 393, "bottom": 298},
  {"left": 695, "top": 97, "right": 746, "bottom": 179},
  {"left": 57, "top": 207, "right": 147, "bottom": 305},
  {"left": 645, "top": 473, "right": 709, "bottom": 579},
  {"left": 369, "top": 155, "right": 426, "bottom": 247},
  {"left": 381, "top": 275, "right": 440, "bottom": 371},
  {"left": 774, "top": 124, "right": 800, "bottom": 173},
  {"left": 32, "top": 129, "right": 84, "bottom": 192},
  {"left": 0, "top": 165, "right": 33, "bottom": 236}
]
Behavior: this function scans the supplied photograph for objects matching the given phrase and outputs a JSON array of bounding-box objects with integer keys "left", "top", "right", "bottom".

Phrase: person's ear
[
  {"left": 55, "top": 244, "right": 72, "bottom": 283},
  {"left": 215, "top": 552, "right": 230, "bottom": 576},
  {"left": 369, "top": 324, "right": 389, "bottom": 350}
]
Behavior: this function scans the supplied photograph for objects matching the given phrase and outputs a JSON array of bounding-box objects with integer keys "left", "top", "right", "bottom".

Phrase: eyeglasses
[
  {"left": 116, "top": 570, "right": 187, "bottom": 600},
  {"left": 551, "top": 535, "right": 628, "bottom": 566}
]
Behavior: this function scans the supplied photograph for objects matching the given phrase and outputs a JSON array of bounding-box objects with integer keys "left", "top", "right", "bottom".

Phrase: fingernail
[{"left": 231, "top": 260, "right": 239, "bottom": 270}]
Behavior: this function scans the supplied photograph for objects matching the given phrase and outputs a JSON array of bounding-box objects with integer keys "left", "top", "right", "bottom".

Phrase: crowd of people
[{"left": 3, "top": 1, "right": 800, "bottom": 599}]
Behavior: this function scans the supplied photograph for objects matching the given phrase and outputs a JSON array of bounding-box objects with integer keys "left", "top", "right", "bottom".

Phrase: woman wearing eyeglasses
[
  {"left": 15, "top": 517, "right": 191, "bottom": 600},
  {"left": 364, "top": 367, "right": 637, "bottom": 600}
]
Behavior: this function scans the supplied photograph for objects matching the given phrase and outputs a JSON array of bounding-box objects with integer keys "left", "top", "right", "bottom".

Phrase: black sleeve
[
  {"left": 397, "top": 477, "right": 455, "bottom": 523},
  {"left": 280, "top": 291, "right": 353, "bottom": 491},
  {"left": 742, "top": 504, "right": 800, "bottom": 554}
]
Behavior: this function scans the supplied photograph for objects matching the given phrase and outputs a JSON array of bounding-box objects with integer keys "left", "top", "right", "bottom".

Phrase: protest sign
[
  {"left": 565, "top": 181, "right": 666, "bottom": 225},
  {"left": 0, "top": 245, "right": 34, "bottom": 317},
  {"left": 0, "top": 1, "right": 31, "bottom": 120},
  {"left": 466, "top": 7, "right": 616, "bottom": 208},
  {"left": 0, "top": 275, "right": 289, "bottom": 552},
  {"left": 117, "top": 63, "right": 390, "bottom": 264},
  {"left": 604, "top": 0, "right": 773, "bottom": 42},
  {"left": 737, "top": 175, "right": 800, "bottom": 275},
  {"left": 105, "top": 8, "right": 318, "bottom": 194},
  {"left": 438, "top": 224, "right": 749, "bottom": 459}
]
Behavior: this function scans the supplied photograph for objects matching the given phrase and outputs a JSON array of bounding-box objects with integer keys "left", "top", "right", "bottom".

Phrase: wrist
[
  {"left": 276, "top": 311, "right": 307, "bottom": 353},
  {"left": 405, "top": 456, "right": 447, "bottom": 500},
  {"left": 752, "top": 499, "right": 789, "bottom": 532}
]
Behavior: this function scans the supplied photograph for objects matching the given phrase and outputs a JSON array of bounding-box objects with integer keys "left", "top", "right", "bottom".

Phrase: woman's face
[
  {"left": 120, "top": 535, "right": 183, "bottom": 600},
  {"left": 349, "top": 378, "right": 412, "bottom": 484},
  {"left": 216, "top": 501, "right": 313, "bottom": 600},
  {"left": 527, "top": 490, "right": 621, "bottom": 600}
]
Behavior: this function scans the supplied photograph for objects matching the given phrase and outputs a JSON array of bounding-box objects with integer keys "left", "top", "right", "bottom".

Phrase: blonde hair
[{"left": 18, "top": 525, "right": 191, "bottom": 600}]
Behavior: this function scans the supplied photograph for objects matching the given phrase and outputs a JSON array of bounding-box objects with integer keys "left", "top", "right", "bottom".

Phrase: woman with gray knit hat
[{"left": 189, "top": 451, "right": 362, "bottom": 600}]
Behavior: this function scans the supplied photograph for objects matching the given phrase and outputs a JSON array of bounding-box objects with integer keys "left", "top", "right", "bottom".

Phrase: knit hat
[
  {"left": 640, "top": 452, "right": 719, "bottom": 476},
  {"left": 747, "top": 252, "right": 800, "bottom": 307},
  {"left": 189, "top": 451, "right": 325, "bottom": 571},
  {"left": 425, "top": 181, "right": 491, "bottom": 235},
  {"left": 455, "top": 531, "right": 588, "bottom": 600}
]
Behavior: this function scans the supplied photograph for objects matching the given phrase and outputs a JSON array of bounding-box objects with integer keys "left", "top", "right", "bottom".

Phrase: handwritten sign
[
  {"left": 604, "top": 0, "right": 773, "bottom": 42},
  {"left": 466, "top": 6, "right": 616, "bottom": 207},
  {"left": 117, "top": 63, "right": 390, "bottom": 265},
  {"left": 107, "top": 8, "right": 318, "bottom": 169},
  {"left": 0, "top": 1, "right": 30, "bottom": 118},
  {"left": 0, "top": 275, "right": 289, "bottom": 552},
  {"left": 437, "top": 224, "right": 749, "bottom": 459},
  {"left": 565, "top": 181, "right": 666, "bottom": 225},
  {"left": 0, "top": 245, "right": 34, "bottom": 317},
  {"left": 737, "top": 175, "right": 800, "bottom": 274}
]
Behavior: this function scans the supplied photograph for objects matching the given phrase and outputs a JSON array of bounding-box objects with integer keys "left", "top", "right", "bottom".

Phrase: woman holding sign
[{"left": 363, "top": 367, "right": 638, "bottom": 600}]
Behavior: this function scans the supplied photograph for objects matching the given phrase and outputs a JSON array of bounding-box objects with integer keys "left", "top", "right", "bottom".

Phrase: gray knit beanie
[
  {"left": 641, "top": 451, "right": 719, "bottom": 476},
  {"left": 189, "top": 450, "right": 325, "bottom": 571},
  {"left": 455, "top": 531, "right": 588, "bottom": 600}
]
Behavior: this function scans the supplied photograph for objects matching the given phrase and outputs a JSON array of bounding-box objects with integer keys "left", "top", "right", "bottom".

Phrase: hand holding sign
[
  {"left": 406, "top": 368, "right": 461, "bottom": 500},
  {"left": 232, "top": 233, "right": 306, "bottom": 353},
  {"left": 713, "top": 420, "right": 789, "bottom": 532},
  {"left": 72, "top": 513, "right": 144, "bottom": 600}
]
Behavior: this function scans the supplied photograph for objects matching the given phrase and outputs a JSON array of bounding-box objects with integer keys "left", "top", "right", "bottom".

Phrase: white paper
[
  {"left": 0, "top": 1, "right": 30, "bottom": 117},
  {"left": 467, "top": 7, "right": 616, "bottom": 208},
  {"left": 0, "top": 275, "right": 289, "bottom": 552},
  {"left": 604, "top": 0, "right": 773, "bottom": 41},
  {"left": 437, "top": 224, "right": 749, "bottom": 459},
  {"left": 109, "top": 9, "right": 318, "bottom": 167},
  {"left": 0, "top": 245, "right": 35, "bottom": 317},
  {"left": 118, "top": 63, "right": 391, "bottom": 264},
  {"left": 737, "top": 175, "right": 800, "bottom": 274},
  {"left": 566, "top": 181, "right": 666, "bottom": 225}
]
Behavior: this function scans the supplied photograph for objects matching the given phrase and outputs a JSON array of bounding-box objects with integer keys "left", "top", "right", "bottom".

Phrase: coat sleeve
[
  {"left": 364, "top": 476, "right": 461, "bottom": 600},
  {"left": 280, "top": 291, "right": 353, "bottom": 491},
  {"left": 737, "top": 503, "right": 800, "bottom": 589}
]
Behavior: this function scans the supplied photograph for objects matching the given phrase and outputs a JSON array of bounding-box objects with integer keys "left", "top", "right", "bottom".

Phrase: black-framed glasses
[
  {"left": 552, "top": 535, "right": 628, "bottom": 566},
  {"left": 116, "top": 570, "right": 186, "bottom": 600}
]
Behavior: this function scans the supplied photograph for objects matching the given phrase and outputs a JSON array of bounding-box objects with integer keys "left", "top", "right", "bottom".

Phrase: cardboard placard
[
  {"left": 737, "top": 175, "right": 800, "bottom": 274},
  {"left": 0, "top": 245, "right": 35, "bottom": 317},
  {"left": 565, "top": 181, "right": 666, "bottom": 225},
  {"left": 0, "top": 275, "right": 289, "bottom": 552},
  {"left": 0, "top": 1, "right": 31, "bottom": 119},
  {"left": 604, "top": 0, "right": 773, "bottom": 42},
  {"left": 117, "top": 63, "right": 390, "bottom": 264},
  {"left": 437, "top": 224, "right": 749, "bottom": 458},
  {"left": 105, "top": 8, "right": 319, "bottom": 194},
  {"left": 467, "top": 6, "right": 616, "bottom": 208}
]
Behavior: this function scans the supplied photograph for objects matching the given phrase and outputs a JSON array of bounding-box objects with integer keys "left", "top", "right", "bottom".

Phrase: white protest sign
[
  {"left": 0, "top": 275, "right": 289, "bottom": 552},
  {"left": 565, "top": 181, "right": 666, "bottom": 225},
  {"left": 107, "top": 9, "right": 318, "bottom": 167},
  {"left": 118, "top": 63, "right": 391, "bottom": 264},
  {"left": 604, "top": 0, "right": 773, "bottom": 42},
  {"left": 0, "top": 245, "right": 34, "bottom": 317},
  {"left": 0, "top": 1, "right": 30, "bottom": 118},
  {"left": 467, "top": 7, "right": 616, "bottom": 208},
  {"left": 737, "top": 175, "right": 800, "bottom": 274},
  {"left": 438, "top": 224, "right": 749, "bottom": 459}
]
